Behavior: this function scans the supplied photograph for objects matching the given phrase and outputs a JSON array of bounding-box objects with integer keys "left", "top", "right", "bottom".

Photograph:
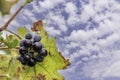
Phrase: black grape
[
  {"left": 24, "top": 39, "right": 32, "bottom": 47},
  {"left": 24, "top": 53, "right": 31, "bottom": 61},
  {"left": 19, "top": 47, "right": 28, "bottom": 55},
  {"left": 20, "top": 39, "right": 26, "bottom": 47},
  {"left": 33, "top": 42, "right": 42, "bottom": 51},
  {"left": 18, "top": 56, "right": 26, "bottom": 65},
  {"left": 34, "top": 35, "right": 41, "bottom": 42},
  {"left": 25, "top": 33, "right": 32, "bottom": 39},
  {"left": 36, "top": 55, "right": 44, "bottom": 62},
  {"left": 27, "top": 58, "right": 36, "bottom": 67},
  {"left": 39, "top": 48, "right": 47, "bottom": 57}
]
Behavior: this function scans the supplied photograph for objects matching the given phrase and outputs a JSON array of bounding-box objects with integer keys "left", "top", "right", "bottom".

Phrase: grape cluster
[{"left": 18, "top": 33, "right": 47, "bottom": 67}]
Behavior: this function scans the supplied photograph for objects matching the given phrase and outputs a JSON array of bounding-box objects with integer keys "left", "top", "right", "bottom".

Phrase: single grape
[
  {"left": 27, "top": 58, "right": 36, "bottom": 67},
  {"left": 24, "top": 39, "right": 32, "bottom": 47},
  {"left": 18, "top": 56, "right": 26, "bottom": 65},
  {"left": 35, "top": 55, "right": 44, "bottom": 62},
  {"left": 20, "top": 39, "right": 26, "bottom": 47},
  {"left": 33, "top": 42, "right": 42, "bottom": 51},
  {"left": 25, "top": 33, "right": 32, "bottom": 39},
  {"left": 19, "top": 47, "right": 28, "bottom": 55},
  {"left": 33, "top": 35, "right": 41, "bottom": 42},
  {"left": 24, "top": 53, "right": 31, "bottom": 61},
  {"left": 39, "top": 48, "right": 47, "bottom": 57}
]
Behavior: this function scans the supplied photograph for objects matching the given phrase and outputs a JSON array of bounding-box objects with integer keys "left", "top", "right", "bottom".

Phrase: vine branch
[
  {"left": 0, "top": 6, "right": 24, "bottom": 32},
  {"left": 0, "top": 0, "right": 33, "bottom": 40},
  {"left": 5, "top": 29, "right": 22, "bottom": 39},
  {"left": 0, "top": 46, "right": 20, "bottom": 50}
]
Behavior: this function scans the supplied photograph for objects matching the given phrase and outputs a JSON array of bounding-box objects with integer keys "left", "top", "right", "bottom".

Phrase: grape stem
[
  {"left": 0, "top": 46, "right": 20, "bottom": 50},
  {"left": 5, "top": 29, "right": 22, "bottom": 39}
]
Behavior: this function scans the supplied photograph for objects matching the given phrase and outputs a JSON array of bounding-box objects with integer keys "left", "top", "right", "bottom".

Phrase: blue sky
[{"left": 0, "top": 0, "right": 120, "bottom": 80}]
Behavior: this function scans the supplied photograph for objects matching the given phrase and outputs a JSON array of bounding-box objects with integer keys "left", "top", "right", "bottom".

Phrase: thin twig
[
  {"left": 5, "top": 29, "right": 22, "bottom": 39},
  {"left": 0, "top": 46, "right": 20, "bottom": 50}
]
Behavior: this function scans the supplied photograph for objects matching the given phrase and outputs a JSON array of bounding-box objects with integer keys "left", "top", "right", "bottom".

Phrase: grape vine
[{"left": 0, "top": 0, "right": 70, "bottom": 80}]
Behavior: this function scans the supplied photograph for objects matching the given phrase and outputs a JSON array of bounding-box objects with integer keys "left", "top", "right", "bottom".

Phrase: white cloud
[
  {"left": 80, "top": 3, "right": 95, "bottom": 23},
  {"left": 47, "top": 13, "right": 67, "bottom": 32},
  {"left": 59, "top": 24, "right": 67, "bottom": 32},
  {"left": 22, "top": 9, "right": 37, "bottom": 22},
  {"left": 65, "top": 2, "right": 77, "bottom": 15},
  {"left": 61, "top": 0, "right": 120, "bottom": 80},
  {"left": 103, "top": 61, "right": 120, "bottom": 77},
  {"left": 40, "top": 0, "right": 64, "bottom": 10},
  {"left": 64, "top": 28, "right": 99, "bottom": 42},
  {"left": 67, "top": 15, "right": 80, "bottom": 26},
  {"left": 40, "top": 0, "right": 54, "bottom": 10},
  {"left": 45, "top": 26, "right": 61, "bottom": 36},
  {"left": 23, "top": 9, "right": 34, "bottom": 17},
  {"left": 96, "top": 32, "right": 120, "bottom": 48},
  {"left": 66, "top": 41, "right": 79, "bottom": 49},
  {"left": 65, "top": 2, "right": 81, "bottom": 26}
]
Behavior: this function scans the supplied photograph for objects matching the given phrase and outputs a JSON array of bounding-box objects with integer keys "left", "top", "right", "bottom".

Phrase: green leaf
[
  {"left": 17, "top": 27, "right": 29, "bottom": 38},
  {"left": 4, "top": 35, "right": 19, "bottom": 48},
  {"left": 23, "top": 21, "right": 70, "bottom": 80},
  {"left": 0, "top": 21, "right": 70, "bottom": 80},
  {"left": 0, "top": 0, "right": 19, "bottom": 16},
  {"left": 19, "top": 28, "right": 70, "bottom": 80}
]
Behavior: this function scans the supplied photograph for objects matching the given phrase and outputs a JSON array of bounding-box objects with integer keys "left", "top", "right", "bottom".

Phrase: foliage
[
  {"left": 0, "top": 20, "right": 70, "bottom": 80},
  {"left": 0, "top": 0, "right": 70, "bottom": 80},
  {"left": 17, "top": 27, "right": 29, "bottom": 38}
]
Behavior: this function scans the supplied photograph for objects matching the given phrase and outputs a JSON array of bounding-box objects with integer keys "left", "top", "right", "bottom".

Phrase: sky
[{"left": 0, "top": 0, "right": 120, "bottom": 80}]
